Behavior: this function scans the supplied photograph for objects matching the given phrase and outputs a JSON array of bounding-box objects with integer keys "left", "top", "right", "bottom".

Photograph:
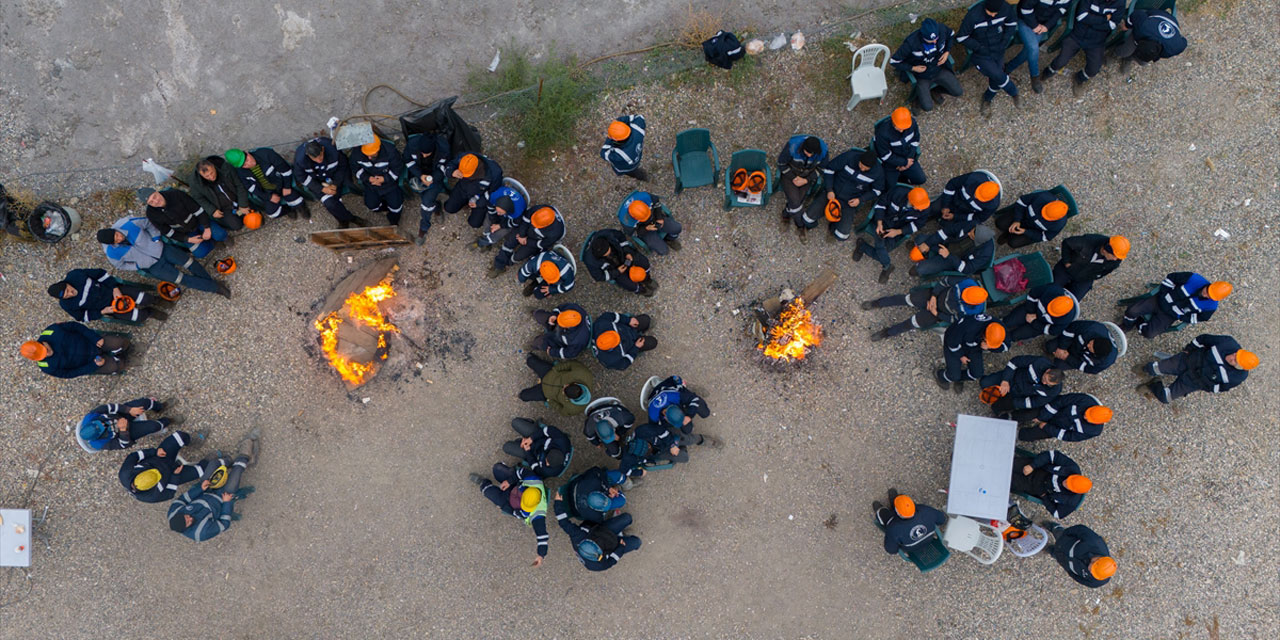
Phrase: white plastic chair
[
  {"left": 943, "top": 516, "right": 1004, "bottom": 565},
  {"left": 639, "top": 376, "right": 661, "bottom": 409},
  {"left": 845, "top": 43, "right": 890, "bottom": 110},
  {"left": 1005, "top": 523, "right": 1050, "bottom": 558},
  {"left": 979, "top": 170, "right": 1003, "bottom": 197},
  {"left": 504, "top": 177, "right": 531, "bottom": 203},
  {"left": 1101, "top": 321, "right": 1128, "bottom": 359}
]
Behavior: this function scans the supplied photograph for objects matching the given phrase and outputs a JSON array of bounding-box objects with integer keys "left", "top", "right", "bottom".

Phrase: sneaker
[
  {"left": 877, "top": 265, "right": 895, "bottom": 284},
  {"left": 1031, "top": 77, "right": 1044, "bottom": 93},
  {"left": 468, "top": 473, "right": 486, "bottom": 486},
  {"left": 869, "top": 328, "right": 890, "bottom": 342},
  {"left": 667, "top": 237, "right": 682, "bottom": 251}
]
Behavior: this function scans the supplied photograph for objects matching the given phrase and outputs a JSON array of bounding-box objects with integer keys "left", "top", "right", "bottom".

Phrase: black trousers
[
  {"left": 1121, "top": 296, "right": 1177, "bottom": 338},
  {"left": 301, "top": 183, "right": 357, "bottom": 223},
  {"left": 871, "top": 289, "right": 942, "bottom": 336},
  {"left": 519, "top": 355, "right": 554, "bottom": 402},
  {"left": 994, "top": 208, "right": 1042, "bottom": 249},
  {"left": 1049, "top": 35, "right": 1105, "bottom": 82},
  {"left": 911, "top": 69, "right": 964, "bottom": 112}
]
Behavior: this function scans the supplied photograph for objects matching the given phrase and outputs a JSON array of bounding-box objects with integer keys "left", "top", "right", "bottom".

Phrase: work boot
[
  {"left": 953, "top": 380, "right": 965, "bottom": 394},
  {"left": 908, "top": 265, "right": 919, "bottom": 277},
  {"left": 468, "top": 473, "right": 486, "bottom": 486},
  {"left": 860, "top": 300, "right": 876, "bottom": 311},
  {"left": 667, "top": 237, "right": 682, "bottom": 251},
  {"left": 214, "top": 282, "right": 232, "bottom": 299},
  {"left": 1119, "top": 56, "right": 1133, "bottom": 74},
  {"left": 1133, "top": 362, "right": 1154, "bottom": 377},
  {"left": 887, "top": 487, "right": 899, "bottom": 502},
  {"left": 337, "top": 220, "right": 351, "bottom": 230},
  {"left": 934, "top": 369, "right": 951, "bottom": 390},
  {"left": 797, "top": 226, "right": 809, "bottom": 244},
  {"left": 149, "top": 309, "right": 170, "bottom": 322},
  {"left": 779, "top": 213, "right": 791, "bottom": 232},
  {"left": 1137, "top": 380, "right": 1160, "bottom": 400},
  {"left": 297, "top": 203, "right": 312, "bottom": 220},
  {"left": 869, "top": 328, "right": 890, "bottom": 342},
  {"left": 522, "top": 281, "right": 537, "bottom": 297},
  {"left": 349, "top": 217, "right": 371, "bottom": 228},
  {"left": 877, "top": 265, "right": 895, "bottom": 284},
  {"left": 1011, "top": 92, "right": 1022, "bottom": 108},
  {"left": 486, "top": 265, "right": 506, "bottom": 279},
  {"left": 851, "top": 244, "right": 865, "bottom": 262},
  {"left": 415, "top": 231, "right": 426, "bottom": 246},
  {"left": 1041, "top": 66, "right": 1056, "bottom": 80},
  {"left": 1031, "top": 76, "right": 1044, "bottom": 93},
  {"left": 285, "top": 206, "right": 298, "bottom": 219},
  {"left": 236, "top": 427, "right": 261, "bottom": 467},
  {"left": 222, "top": 235, "right": 236, "bottom": 248},
  {"left": 932, "top": 90, "right": 946, "bottom": 107},
  {"left": 1071, "top": 75, "right": 1086, "bottom": 97},
  {"left": 165, "top": 414, "right": 185, "bottom": 427},
  {"left": 980, "top": 98, "right": 993, "bottom": 116}
]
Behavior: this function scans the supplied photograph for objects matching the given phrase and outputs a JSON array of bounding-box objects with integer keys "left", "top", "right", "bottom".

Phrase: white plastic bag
[{"left": 141, "top": 159, "right": 174, "bottom": 185}]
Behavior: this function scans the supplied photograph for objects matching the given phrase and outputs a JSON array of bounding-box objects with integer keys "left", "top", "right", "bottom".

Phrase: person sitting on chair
[
  {"left": 873, "top": 107, "right": 926, "bottom": 187},
  {"left": 530, "top": 303, "right": 591, "bottom": 360},
  {"left": 582, "top": 230, "right": 655, "bottom": 297},
  {"left": 48, "top": 268, "right": 168, "bottom": 323},
  {"left": 1121, "top": 274, "right": 1229, "bottom": 339},
  {"left": 492, "top": 205, "right": 565, "bottom": 277},
  {"left": 979, "top": 355, "right": 1064, "bottom": 421},
  {"left": 140, "top": 187, "right": 229, "bottom": 257},
  {"left": 778, "top": 135, "right": 829, "bottom": 238},
  {"left": 814, "top": 149, "right": 884, "bottom": 242},
  {"left": 863, "top": 280, "right": 989, "bottom": 341},
  {"left": 584, "top": 399, "right": 635, "bottom": 460},
  {"left": 853, "top": 184, "right": 930, "bottom": 283},
  {"left": 618, "top": 192, "right": 681, "bottom": 255},
  {"left": 993, "top": 190, "right": 1069, "bottom": 247},
  {"left": 1012, "top": 449, "right": 1090, "bottom": 518},
  {"left": 225, "top": 147, "right": 308, "bottom": 220},
  {"left": 890, "top": 18, "right": 963, "bottom": 112},
  {"left": 1019, "top": 394, "right": 1111, "bottom": 442},
  {"left": 1042, "top": 0, "right": 1125, "bottom": 96},
  {"left": 872, "top": 491, "right": 947, "bottom": 555},
  {"left": 517, "top": 249, "right": 575, "bottom": 299},
  {"left": 910, "top": 224, "right": 997, "bottom": 279},
  {"left": 1043, "top": 320, "right": 1117, "bottom": 375}
]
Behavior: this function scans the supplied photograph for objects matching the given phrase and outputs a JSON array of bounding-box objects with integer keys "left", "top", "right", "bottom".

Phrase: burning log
[
  {"left": 752, "top": 268, "right": 837, "bottom": 363},
  {"left": 314, "top": 257, "right": 400, "bottom": 387}
]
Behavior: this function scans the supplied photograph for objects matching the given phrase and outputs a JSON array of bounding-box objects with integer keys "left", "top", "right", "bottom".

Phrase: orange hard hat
[
  {"left": 1206, "top": 281, "right": 1232, "bottom": 301},
  {"left": 961, "top": 286, "right": 988, "bottom": 306},
  {"left": 824, "top": 199, "right": 841, "bottom": 223},
  {"left": 1109, "top": 235, "right": 1130, "bottom": 259},
  {"left": 596, "top": 330, "right": 621, "bottom": 351},
  {"left": 458, "top": 154, "right": 479, "bottom": 178},
  {"left": 628, "top": 266, "right": 647, "bottom": 283},
  {"left": 530, "top": 207, "right": 556, "bottom": 229},
  {"left": 1084, "top": 405, "right": 1113, "bottom": 424},
  {"left": 1047, "top": 295, "right": 1074, "bottom": 317},
  {"left": 893, "top": 495, "right": 916, "bottom": 518},
  {"left": 984, "top": 322, "right": 1005, "bottom": 348},
  {"left": 538, "top": 260, "right": 561, "bottom": 284},
  {"left": 556, "top": 309, "right": 581, "bottom": 328},
  {"left": 1090, "top": 557, "right": 1117, "bottom": 580},
  {"left": 1041, "top": 200, "right": 1068, "bottom": 221},
  {"left": 975, "top": 180, "right": 1000, "bottom": 203},
  {"left": 112, "top": 296, "right": 136, "bottom": 314},
  {"left": 360, "top": 138, "right": 382, "bottom": 157},
  {"left": 20, "top": 340, "right": 49, "bottom": 361},
  {"left": 242, "top": 211, "right": 263, "bottom": 230},
  {"left": 215, "top": 257, "right": 237, "bottom": 274},
  {"left": 607, "top": 121, "right": 631, "bottom": 142},
  {"left": 1234, "top": 349, "right": 1259, "bottom": 370},
  {"left": 907, "top": 187, "right": 930, "bottom": 211},
  {"left": 891, "top": 107, "right": 912, "bottom": 130},
  {"left": 1065, "top": 474, "right": 1093, "bottom": 494},
  {"left": 627, "top": 200, "right": 652, "bottom": 222},
  {"left": 157, "top": 281, "right": 182, "bottom": 302},
  {"left": 908, "top": 246, "right": 925, "bottom": 262}
]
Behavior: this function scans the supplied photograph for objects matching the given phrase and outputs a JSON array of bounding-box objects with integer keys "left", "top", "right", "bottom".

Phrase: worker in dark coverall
[
  {"left": 1138, "top": 334, "right": 1256, "bottom": 404},
  {"left": 872, "top": 492, "right": 947, "bottom": 555},
  {"left": 852, "top": 184, "right": 930, "bottom": 282},
  {"left": 559, "top": 466, "right": 627, "bottom": 523},
  {"left": 993, "top": 190, "right": 1069, "bottom": 248},
  {"left": 889, "top": 17, "right": 962, "bottom": 112},
  {"left": 225, "top": 147, "right": 307, "bottom": 220},
  {"left": 1051, "top": 234, "right": 1128, "bottom": 300},
  {"left": 583, "top": 229, "right": 655, "bottom": 296},
  {"left": 1042, "top": 523, "right": 1115, "bottom": 588},
  {"left": 348, "top": 138, "right": 405, "bottom": 225},
  {"left": 584, "top": 398, "right": 635, "bottom": 460},
  {"left": 863, "top": 280, "right": 989, "bottom": 341},
  {"left": 1019, "top": 394, "right": 1110, "bottom": 442},
  {"left": 814, "top": 148, "right": 883, "bottom": 241},
  {"left": 553, "top": 488, "right": 640, "bottom": 571},
  {"left": 1115, "top": 8, "right": 1187, "bottom": 73},
  {"left": 778, "top": 135, "right": 829, "bottom": 237},
  {"left": 20, "top": 322, "right": 130, "bottom": 378},
  {"left": 1000, "top": 284, "right": 1078, "bottom": 343},
  {"left": 1043, "top": 0, "right": 1125, "bottom": 96},
  {"left": 872, "top": 107, "right": 926, "bottom": 187},
  {"left": 530, "top": 303, "right": 591, "bottom": 360},
  {"left": 118, "top": 430, "right": 210, "bottom": 503},
  {"left": 936, "top": 316, "right": 1006, "bottom": 391},
  {"left": 979, "top": 355, "right": 1064, "bottom": 420},
  {"left": 618, "top": 191, "right": 681, "bottom": 255},
  {"left": 1011, "top": 449, "right": 1090, "bottom": 518},
  {"left": 167, "top": 429, "right": 259, "bottom": 542},
  {"left": 910, "top": 224, "right": 997, "bottom": 279},
  {"left": 492, "top": 205, "right": 565, "bottom": 276},
  {"left": 500, "top": 418, "right": 572, "bottom": 479},
  {"left": 469, "top": 465, "right": 550, "bottom": 567},
  {"left": 78, "top": 397, "right": 178, "bottom": 451},
  {"left": 403, "top": 132, "right": 450, "bottom": 242},
  {"left": 591, "top": 312, "right": 656, "bottom": 371},
  {"left": 600, "top": 116, "right": 648, "bottom": 181},
  {"left": 49, "top": 268, "right": 168, "bottom": 323},
  {"left": 293, "top": 137, "right": 366, "bottom": 228},
  {"left": 1043, "top": 320, "right": 1117, "bottom": 375},
  {"left": 957, "top": 0, "right": 1020, "bottom": 112},
  {"left": 444, "top": 152, "right": 504, "bottom": 228},
  {"left": 1121, "top": 274, "right": 1230, "bottom": 339}
]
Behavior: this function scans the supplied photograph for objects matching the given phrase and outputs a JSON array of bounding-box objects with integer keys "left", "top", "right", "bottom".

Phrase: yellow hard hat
[
  {"left": 133, "top": 469, "right": 162, "bottom": 491},
  {"left": 520, "top": 486, "right": 542, "bottom": 512}
]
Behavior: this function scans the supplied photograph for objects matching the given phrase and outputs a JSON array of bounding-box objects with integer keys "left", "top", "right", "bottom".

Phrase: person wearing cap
[
  {"left": 443, "top": 152, "right": 504, "bottom": 229},
  {"left": 863, "top": 278, "right": 989, "bottom": 341},
  {"left": 928, "top": 171, "right": 1002, "bottom": 226},
  {"left": 500, "top": 418, "right": 573, "bottom": 479},
  {"left": 517, "top": 249, "right": 575, "bottom": 299},
  {"left": 492, "top": 205, "right": 566, "bottom": 276},
  {"left": 618, "top": 191, "right": 681, "bottom": 255},
  {"left": 1005, "top": 0, "right": 1072, "bottom": 94},
  {"left": 475, "top": 184, "right": 529, "bottom": 250},
  {"left": 957, "top": 0, "right": 1020, "bottom": 113},
  {"left": 814, "top": 148, "right": 884, "bottom": 241},
  {"left": 890, "top": 17, "right": 963, "bottom": 112},
  {"left": 78, "top": 397, "right": 177, "bottom": 451},
  {"left": 518, "top": 354, "right": 594, "bottom": 417},
  {"left": 591, "top": 312, "right": 656, "bottom": 371},
  {"left": 1043, "top": 0, "right": 1124, "bottom": 96},
  {"left": 1122, "top": 273, "right": 1230, "bottom": 339},
  {"left": 559, "top": 467, "right": 628, "bottom": 523},
  {"left": 188, "top": 155, "right": 254, "bottom": 231},
  {"left": 118, "top": 430, "right": 209, "bottom": 503},
  {"left": 1115, "top": 7, "right": 1186, "bottom": 73},
  {"left": 1043, "top": 523, "right": 1115, "bottom": 588},
  {"left": 293, "top": 137, "right": 366, "bottom": 228},
  {"left": 224, "top": 147, "right": 307, "bottom": 220},
  {"left": 910, "top": 224, "right": 997, "bottom": 279},
  {"left": 584, "top": 399, "right": 635, "bottom": 460},
  {"left": 347, "top": 138, "right": 406, "bottom": 225},
  {"left": 778, "top": 135, "right": 830, "bottom": 238},
  {"left": 21, "top": 321, "right": 130, "bottom": 379},
  {"left": 48, "top": 268, "right": 168, "bottom": 323},
  {"left": 645, "top": 375, "right": 711, "bottom": 434},
  {"left": 1020, "top": 393, "right": 1111, "bottom": 442},
  {"left": 1043, "top": 320, "right": 1117, "bottom": 374},
  {"left": 402, "top": 132, "right": 451, "bottom": 242},
  {"left": 853, "top": 184, "right": 930, "bottom": 282},
  {"left": 979, "top": 355, "right": 1064, "bottom": 420},
  {"left": 553, "top": 488, "right": 640, "bottom": 572},
  {"left": 167, "top": 429, "right": 259, "bottom": 542},
  {"left": 1012, "top": 449, "right": 1090, "bottom": 518},
  {"left": 139, "top": 187, "right": 229, "bottom": 258},
  {"left": 936, "top": 315, "right": 1007, "bottom": 391},
  {"left": 872, "top": 490, "right": 947, "bottom": 555},
  {"left": 1000, "top": 283, "right": 1079, "bottom": 343},
  {"left": 993, "top": 189, "right": 1070, "bottom": 247},
  {"left": 583, "top": 230, "right": 656, "bottom": 297},
  {"left": 97, "top": 217, "right": 228, "bottom": 297},
  {"left": 600, "top": 115, "right": 647, "bottom": 181},
  {"left": 469, "top": 463, "right": 550, "bottom": 566},
  {"left": 1139, "top": 334, "right": 1256, "bottom": 404},
  {"left": 531, "top": 303, "right": 591, "bottom": 360},
  {"left": 873, "top": 107, "right": 926, "bottom": 187},
  {"left": 1053, "top": 234, "right": 1129, "bottom": 300}
]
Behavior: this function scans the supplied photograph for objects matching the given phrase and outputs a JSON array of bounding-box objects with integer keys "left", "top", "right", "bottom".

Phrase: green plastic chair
[
  {"left": 723, "top": 149, "right": 778, "bottom": 210},
  {"left": 903, "top": 58, "right": 956, "bottom": 107},
  {"left": 672, "top": 129, "right": 720, "bottom": 194},
  {"left": 1046, "top": 184, "right": 1079, "bottom": 221},
  {"left": 876, "top": 518, "right": 951, "bottom": 572},
  {"left": 980, "top": 251, "right": 1053, "bottom": 307}
]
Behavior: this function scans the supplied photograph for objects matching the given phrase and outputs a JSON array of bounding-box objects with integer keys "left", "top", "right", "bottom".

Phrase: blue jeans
[
  {"left": 142, "top": 244, "right": 218, "bottom": 292},
  {"left": 1006, "top": 22, "right": 1049, "bottom": 77},
  {"left": 174, "top": 222, "right": 227, "bottom": 259}
]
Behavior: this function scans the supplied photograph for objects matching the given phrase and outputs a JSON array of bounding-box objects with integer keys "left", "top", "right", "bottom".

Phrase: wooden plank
[
  {"left": 308, "top": 226, "right": 410, "bottom": 251},
  {"left": 761, "top": 267, "right": 839, "bottom": 317}
]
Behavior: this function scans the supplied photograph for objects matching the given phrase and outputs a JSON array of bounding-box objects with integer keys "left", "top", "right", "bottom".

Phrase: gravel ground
[{"left": 0, "top": 2, "right": 1277, "bottom": 639}]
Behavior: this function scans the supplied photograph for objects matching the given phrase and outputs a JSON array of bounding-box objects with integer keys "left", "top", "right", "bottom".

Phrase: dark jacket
[
  {"left": 956, "top": 2, "right": 1017, "bottom": 59},
  {"left": 403, "top": 133, "right": 451, "bottom": 185},
  {"left": 1051, "top": 525, "right": 1111, "bottom": 588},
  {"left": 1035, "top": 393, "right": 1105, "bottom": 442},
  {"left": 1181, "top": 334, "right": 1248, "bottom": 394},
  {"left": 871, "top": 184, "right": 926, "bottom": 236},
  {"left": 167, "top": 483, "right": 233, "bottom": 542},
  {"left": 890, "top": 19, "right": 956, "bottom": 79},
  {"left": 591, "top": 312, "right": 642, "bottom": 371},
  {"left": 582, "top": 229, "right": 650, "bottom": 293},
  {"left": 293, "top": 137, "right": 352, "bottom": 195},
  {"left": 520, "top": 422, "right": 573, "bottom": 478},
  {"left": 1058, "top": 234, "right": 1123, "bottom": 284},
  {"left": 446, "top": 152, "right": 503, "bottom": 203},
  {"left": 646, "top": 376, "right": 710, "bottom": 428},
  {"left": 1018, "top": 0, "right": 1071, "bottom": 31},
  {"left": 991, "top": 355, "right": 1061, "bottom": 410},
  {"left": 1068, "top": 0, "right": 1124, "bottom": 47},
  {"left": 57, "top": 268, "right": 116, "bottom": 322},
  {"left": 82, "top": 398, "right": 162, "bottom": 450},
  {"left": 1046, "top": 320, "right": 1116, "bottom": 374},
  {"left": 824, "top": 149, "right": 884, "bottom": 204},
  {"left": 1005, "top": 284, "right": 1078, "bottom": 337},
  {"left": 873, "top": 118, "right": 921, "bottom": 169},
  {"left": 777, "top": 135, "right": 828, "bottom": 181},
  {"left": 1007, "top": 190, "right": 1067, "bottom": 243},
  {"left": 600, "top": 115, "right": 646, "bottom": 174},
  {"left": 881, "top": 504, "right": 947, "bottom": 554},
  {"left": 118, "top": 431, "right": 193, "bottom": 503},
  {"left": 553, "top": 497, "right": 639, "bottom": 571},
  {"left": 940, "top": 172, "right": 1000, "bottom": 223},
  {"left": 350, "top": 143, "right": 404, "bottom": 192},
  {"left": 932, "top": 278, "right": 988, "bottom": 320},
  {"left": 512, "top": 205, "right": 565, "bottom": 251},
  {"left": 1128, "top": 9, "right": 1185, "bottom": 58},
  {"left": 617, "top": 422, "right": 681, "bottom": 477},
  {"left": 924, "top": 234, "right": 996, "bottom": 275},
  {"left": 33, "top": 322, "right": 102, "bottom": 379},
  {"left": 560, "top": 466, "right": 622, "bottom": 523},
  {"left": 542, "top": 303, "right": 591, "bottom": 360},
  {"left": 517, "top": 250, "right": 575, "bottom": 296},
  {"left": 1156, "top": 272, "right": 1218, "bottom": 324},
  {"left": 583, "top": 400, "right": 634, "bottom": 457},
  {"left": 232, "top": 148, "right": 296, "bottom": 202},
  {"left": 1016, "top": 450, "right": 1084, "bottom": 518},
  {"left": 944, "top": 314, "right": 1008, "bottom": 363},
  {"left": 187, "top": 156, "right": 250, "bottom": 218},
  {"left": 145, "top": 189, "right": 209, "bottom": 240}
]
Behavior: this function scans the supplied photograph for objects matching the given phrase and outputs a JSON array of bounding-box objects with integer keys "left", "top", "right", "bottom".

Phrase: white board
[{"left": 947, "top": 414, "right": 1016, "bottom": 521}]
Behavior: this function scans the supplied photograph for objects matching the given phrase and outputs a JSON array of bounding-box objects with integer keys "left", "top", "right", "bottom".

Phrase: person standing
[
  {"left": 1121, "top": 274, "right": 1229, "bottom": 339},
  {"left": 889, "top": 18, "right": 963, "bottom": 111},
  {"left": 600, "top": 116, "right": 648, "bottom": 181},
  {"left": 1138, "top": 335, "right": 1257, "bottom": 404},
  {"left": 1043, "top": 523, "right": 1116, "bottom": 588}
]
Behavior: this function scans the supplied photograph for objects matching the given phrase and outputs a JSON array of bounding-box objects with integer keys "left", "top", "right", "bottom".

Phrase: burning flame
[
  {"left": 314, "top": 277, "right": 400, "bottom": 385},
  {"left": 759, "top": 299, "right": 823, "bottom": 361}
]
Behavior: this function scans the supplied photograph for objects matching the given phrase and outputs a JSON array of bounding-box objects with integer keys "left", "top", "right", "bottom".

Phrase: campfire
[
  {"left": 759, "top": 298, "right": 822, "bottom": 361},
  {"left": 314, "top": 257, "right": 400, "bottom": 387}
]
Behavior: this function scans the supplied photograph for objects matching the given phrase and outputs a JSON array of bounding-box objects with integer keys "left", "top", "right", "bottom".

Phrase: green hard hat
[{"left": 224, "top": 148, "right": 246, "bottom": 168}]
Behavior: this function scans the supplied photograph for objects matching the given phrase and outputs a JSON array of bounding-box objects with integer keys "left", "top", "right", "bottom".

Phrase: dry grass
[
  {"left": 675, "top": 3, "right": 727, "bottom": 50},
  {"left": 105, "top": 187, "right": 137, "bottom": 214}
]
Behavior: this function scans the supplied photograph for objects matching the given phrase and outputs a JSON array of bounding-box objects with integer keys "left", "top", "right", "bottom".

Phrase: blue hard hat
[
  {"left": 586, "top": 491, "right": 612, "bottom": 512},
  {"left": 79, "top": 416, "right": 111, "bottom": 441},
  {"left": 577, "top": 539, "right": 604, "bottom": 561},
  {"left": 595, "top": 421, "right": 616, "bottom": 444},
  {"left": 663, "top": 405, "right": 685, "bottom": 428}
]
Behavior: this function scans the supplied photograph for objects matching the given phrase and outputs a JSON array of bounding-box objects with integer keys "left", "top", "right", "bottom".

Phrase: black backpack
[{"left": 702, "top": 31, "right": 746, "bottom": 70}]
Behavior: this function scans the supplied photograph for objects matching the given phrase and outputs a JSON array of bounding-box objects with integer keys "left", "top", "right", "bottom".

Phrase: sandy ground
[{"left": 1, "top": 1, "right": 1278, "bottom": 638}]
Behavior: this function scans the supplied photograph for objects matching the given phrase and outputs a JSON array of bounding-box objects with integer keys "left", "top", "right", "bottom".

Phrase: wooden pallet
[{"left": 309, "top": 226, "right": 410, "bottom": 251}]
